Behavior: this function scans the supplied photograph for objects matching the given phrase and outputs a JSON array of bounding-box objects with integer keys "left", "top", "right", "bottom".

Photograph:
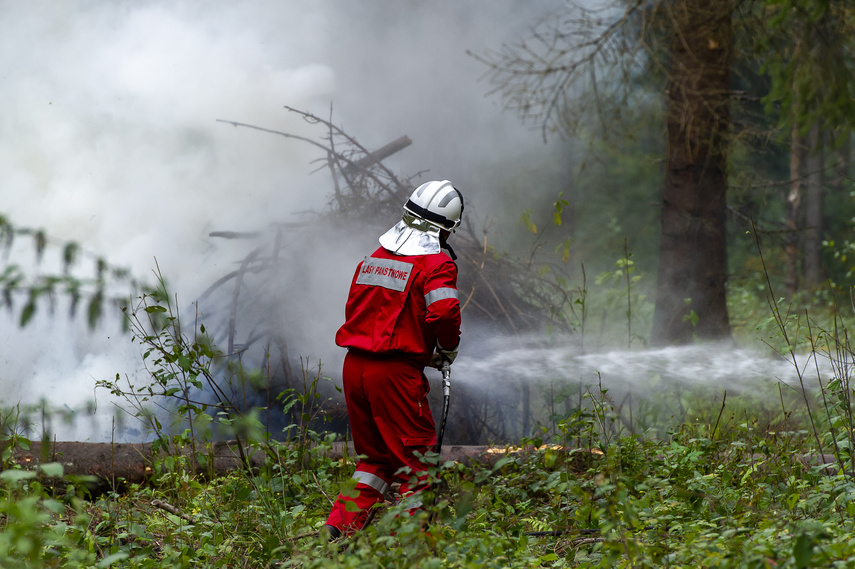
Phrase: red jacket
[{"left": 336, "top": 246, "right": 461, "bottom": 365}]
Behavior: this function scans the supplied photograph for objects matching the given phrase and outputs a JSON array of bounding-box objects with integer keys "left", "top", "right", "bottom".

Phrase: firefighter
[{"left": 324, "top": 180, "right": 464, "bottom": 539}]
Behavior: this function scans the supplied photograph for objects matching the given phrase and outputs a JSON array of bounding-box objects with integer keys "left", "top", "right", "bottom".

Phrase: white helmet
[
  {"left": 403, "top": 180, "right": 464, "bottom": 232},
  {"left": 379, "top": 180, "right": 464, "bottom": 256}
]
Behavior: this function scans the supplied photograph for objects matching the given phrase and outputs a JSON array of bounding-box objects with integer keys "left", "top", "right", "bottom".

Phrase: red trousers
[{"left": 326, "top": 350, "right": 436, "bottom": 534}]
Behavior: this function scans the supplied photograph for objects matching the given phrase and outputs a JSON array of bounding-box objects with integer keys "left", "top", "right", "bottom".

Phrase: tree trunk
[
  {"left": 786, "top": 123, "right": 805, "bottom": 296},
  {"left": 833, "top": 132, "right": 851, "bottom": 195},
  {"left": 804, "top": 121, "right": 825, "bottom": 288},
  {"left": 651, "top": 0, "right": 733, "bottom": 345}
]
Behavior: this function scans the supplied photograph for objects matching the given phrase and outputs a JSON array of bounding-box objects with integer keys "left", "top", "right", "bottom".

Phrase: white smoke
[
  {"left": 3, "top": 1, "right": 823, "bottom": 443},
  {"left": 0, "top": 1, "right": 570, "bottom": 441},
  {"left": 0, "top": 2, "right": 338, "bottom": 285}
]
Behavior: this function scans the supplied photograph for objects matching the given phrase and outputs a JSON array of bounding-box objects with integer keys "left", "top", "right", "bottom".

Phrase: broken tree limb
[
  {"left": 341, "top": 135, "right": 412, "bottom": 175},
  {"left": 208, "top": 231, "right": 261, "bottom": 240}
]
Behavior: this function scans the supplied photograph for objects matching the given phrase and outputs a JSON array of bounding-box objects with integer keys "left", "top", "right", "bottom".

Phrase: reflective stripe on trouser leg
[
  {"left": 325, "top": 481, "right": 385, "bottom": 534},
  {"left": 352, "top": 471, "right": 390, "bottom": 496}
]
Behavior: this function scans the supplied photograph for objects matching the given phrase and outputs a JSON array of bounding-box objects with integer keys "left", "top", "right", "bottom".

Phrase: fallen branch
[{"left": 152, "top": 499, "right": 195, "bottom": 523}]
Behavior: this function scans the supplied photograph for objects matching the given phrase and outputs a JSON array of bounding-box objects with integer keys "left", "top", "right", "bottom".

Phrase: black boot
[{"left": 324, "top": 525, "right": 342, "bottom": 541}]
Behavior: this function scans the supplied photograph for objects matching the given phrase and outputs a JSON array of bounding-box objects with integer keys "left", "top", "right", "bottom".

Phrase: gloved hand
[{"left": 430, "top": 342, "right": 458, "bottom": 370}]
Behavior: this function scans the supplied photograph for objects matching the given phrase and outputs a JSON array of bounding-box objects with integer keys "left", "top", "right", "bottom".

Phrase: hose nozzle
[{"left": 441, "top": 362, "right": 451, "bottom": 397}]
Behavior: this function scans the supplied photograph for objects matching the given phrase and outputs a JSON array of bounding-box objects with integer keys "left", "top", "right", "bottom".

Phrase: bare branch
[{"left": 467, "top": 0, "right": 648, "bottom": 141}]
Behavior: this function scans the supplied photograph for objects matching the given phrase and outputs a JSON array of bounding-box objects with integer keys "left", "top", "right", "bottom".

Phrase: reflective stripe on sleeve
[
  {"left": 425, "top": 287, "right": 458, "bottom": 306},
  {"left": 352, "top": 471, "right": 390, "bottom": 495}
]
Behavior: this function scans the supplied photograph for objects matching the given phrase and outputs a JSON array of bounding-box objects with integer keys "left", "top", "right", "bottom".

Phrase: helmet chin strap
[
  {"left": 438, "top": 231, "right": 457, "bottom": 260},
  {"left": 441, "top": 240, "right": 457, "bottom": 260}
]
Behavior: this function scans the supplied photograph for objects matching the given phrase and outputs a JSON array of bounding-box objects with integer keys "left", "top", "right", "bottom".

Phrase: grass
[
  {"left": 4, "top": 267, "right": 855, "bottom": 567},
  {"left": 2, "top": 374, "right": 855, "bottom": 568}
]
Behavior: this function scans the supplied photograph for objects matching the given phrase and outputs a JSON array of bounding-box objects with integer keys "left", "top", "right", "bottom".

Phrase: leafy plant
[{"left": 97, "top": 263, "right": 259, "bottom": 478}]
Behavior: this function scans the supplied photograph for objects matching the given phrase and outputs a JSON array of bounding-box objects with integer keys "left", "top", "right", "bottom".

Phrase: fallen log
[
  {"left": 8, "top": 440, "right": 557, "bottom": 495},
  {"left": 10, "top": 440, "right": 270, "bottom": 490},
  {"left": 13, "top": 440, "right": 835, "bottom": 497}
]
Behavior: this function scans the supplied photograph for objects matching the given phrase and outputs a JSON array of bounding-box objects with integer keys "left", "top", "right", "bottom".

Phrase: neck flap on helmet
[{"left": 378, "top": 217, "right": 442, "bottom": 256}]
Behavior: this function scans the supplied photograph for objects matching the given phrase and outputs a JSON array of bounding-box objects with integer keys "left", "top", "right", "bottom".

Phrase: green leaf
[
  {"left": 43, "top": 498, "right": 66, "bottom": 514},
  {"left": 544, "top": 448, "right": 558, "bottom": 468},
  {"left": 88, "top": 289, "right": 103, "bottom": 330},
  {"left": 39, "top": 462, "right": 64, "bottom": 477},
  {"left": 97, "top": 552, "right": 130, "bottom": 567},
  {"left": 340, "top": 479, "right": 360, "bottom": 499},
  {"left": 20, "top": 295, "right": 36, "bottom": 327},
  {"left": 793, "top": 533, "right": 814, "bottom": 568},
  {"left": 474, "top": 470, "right": 491, "bottom": 484},
  {"left": 34, "top": 230, "right": 46, "bottom": 263},
  {"left": 62, "top": 242, "right": 79, "bottom": 272},
  {"left": 555, "top": 239, "right": 572, "bottom": 263},
  {"left": 519, "top": 209, "right": 537, "bottom": 234},
  {"left": 453, "top": 491, "right": 475, "bottom": 528},
  {"left": 493, "top": 456, "right": 514, "bottom": 471},
  {"left": 193, "top": 412, "right": 213, "bottom": 431},
  {"left": 1, "top": 469, "right": 36, "bottom": 482}
]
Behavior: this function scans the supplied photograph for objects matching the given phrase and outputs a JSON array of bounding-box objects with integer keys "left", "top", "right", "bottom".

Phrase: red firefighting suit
[{"left": 325, "top": 245, "right": 461, "bottom": 535}]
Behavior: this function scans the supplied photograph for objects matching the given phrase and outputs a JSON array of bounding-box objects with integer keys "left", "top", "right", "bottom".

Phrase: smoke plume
[{"left": 0, "top": 1, "right": 571, "bottom": 441}]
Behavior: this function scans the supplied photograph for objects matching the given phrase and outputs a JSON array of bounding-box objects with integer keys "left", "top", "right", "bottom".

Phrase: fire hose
[{"left": 435, "top": 361, "right": 452, "bottom": 455}]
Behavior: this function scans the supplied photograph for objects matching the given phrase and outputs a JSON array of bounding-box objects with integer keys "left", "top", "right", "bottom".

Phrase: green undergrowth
[
  {"left": 3, "top": 273, "right": 855, "bottom": 567},
  {"left": 2, "top": 393, "right": 855, "bottom": 568}
]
